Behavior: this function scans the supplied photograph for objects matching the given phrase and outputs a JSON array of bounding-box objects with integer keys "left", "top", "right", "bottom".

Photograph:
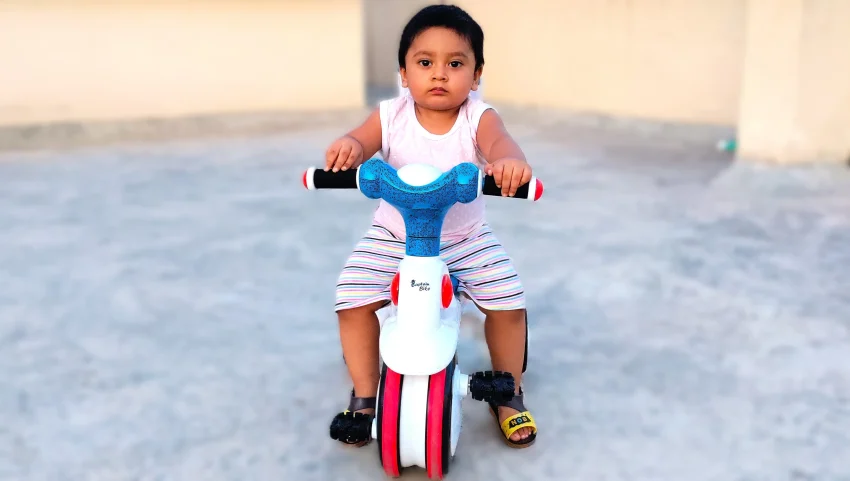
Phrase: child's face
[{"left": 400, "top": 27, "right": 481, "bottom": 111}]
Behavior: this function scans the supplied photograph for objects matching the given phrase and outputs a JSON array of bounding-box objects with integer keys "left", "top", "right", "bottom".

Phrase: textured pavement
[{"left": 1, "top": 113, "right": 849, "bottom": 481}]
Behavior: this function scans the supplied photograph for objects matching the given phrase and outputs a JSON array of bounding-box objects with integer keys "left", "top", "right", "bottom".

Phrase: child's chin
[{"left": 415, "top": 95, "right": 467, "bottom": 111}]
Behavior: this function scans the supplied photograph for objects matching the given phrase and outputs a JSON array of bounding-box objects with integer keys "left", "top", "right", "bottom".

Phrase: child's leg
[
  {"left": 338, "top": 300, "right": 385, "bottom": 399},
  {"left": 478, "top": 307, "right": 534, "bottom": 443},
  {"left": 478, "top": 306, "right": 526, "bottom": 394},
  {"left": 442, "top": 224, "right": 537, "bottom": 446},
  {"left": 332, "top": 224, "right": 403, "bottom": 444}
]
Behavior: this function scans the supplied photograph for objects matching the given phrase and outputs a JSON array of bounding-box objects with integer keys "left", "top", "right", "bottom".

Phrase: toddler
[{"left": 325, "top": 4, "right": 537, "bottom": 448}]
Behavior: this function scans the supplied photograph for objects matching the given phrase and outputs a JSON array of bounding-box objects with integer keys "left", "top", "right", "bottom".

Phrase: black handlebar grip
[
  {"left": 302, "top": 167, "right": 358, "bottom": 190},
  {"left": 482, "top": 175, "right": 543, "bottom": 201}
]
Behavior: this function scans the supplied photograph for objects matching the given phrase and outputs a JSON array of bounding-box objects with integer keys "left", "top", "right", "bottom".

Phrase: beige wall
[
  {"left": 3, "top": 1, "right": 846, "bottom": 163},
  {"left": 452, "top": 0, "right": 746, "bottom": 126},
  {"left": 365, "top": 0, "right": 747, "bottom": 125},
  {"left": 737, "top": 0, "right": 850, "bottom": 164},
  {"left": 0, "top": 0, "right": 365, "bottom": 126},
  {"left": 365, "top": 0, "right": 848, "bottom": 163},
  {"left": 365, "top": 0, "right": 436, "bottom": 88}
]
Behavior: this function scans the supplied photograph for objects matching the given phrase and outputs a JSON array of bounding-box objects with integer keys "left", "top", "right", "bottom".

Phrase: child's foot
[
  {"left": 488, "top": 390, "right": 537, "bottom": 448},
  {"left": 498, "top": 405, "right": 535, "bottom": 442},
  {"left": 330, "top": 389, "right": 376, "bottom": 447}
]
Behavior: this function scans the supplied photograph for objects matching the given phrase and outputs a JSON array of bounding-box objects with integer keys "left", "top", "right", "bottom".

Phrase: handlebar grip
[
  {"left": 482, "top": 176, "right": 544, "bottom": 201},
  {"left": 302, "top": 167, "right": 358, "bottom": 190}
]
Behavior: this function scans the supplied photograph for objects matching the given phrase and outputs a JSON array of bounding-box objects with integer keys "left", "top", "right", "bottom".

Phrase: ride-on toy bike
[{"left": 302, "top": 158, "right": 543, "bottom": 479}]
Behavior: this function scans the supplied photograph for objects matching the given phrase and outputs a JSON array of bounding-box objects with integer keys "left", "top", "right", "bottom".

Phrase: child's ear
[
  {"left": 399, "top": 67, "right": 409, "bottom": 88},
  {"left": 472, "top": 66, "right": 483, "bottom": 90}
]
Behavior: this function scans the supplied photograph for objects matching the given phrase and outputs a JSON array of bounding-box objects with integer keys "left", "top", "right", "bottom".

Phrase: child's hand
[
  {"left": 486, "top": 158, "right": 532, "bottom": 197},
  {"left": 325, "top": 135, "right": 364, "bottom": 172}
]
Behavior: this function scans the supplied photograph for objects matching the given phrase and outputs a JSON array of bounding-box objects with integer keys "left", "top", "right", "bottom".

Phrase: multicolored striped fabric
[{"left": 335, "top": 223, "right": 526, "bottom": 312}]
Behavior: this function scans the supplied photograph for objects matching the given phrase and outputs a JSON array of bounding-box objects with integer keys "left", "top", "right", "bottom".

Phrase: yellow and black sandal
[{"left": 488, "top": 389, "right": 537, "bottom": 448}]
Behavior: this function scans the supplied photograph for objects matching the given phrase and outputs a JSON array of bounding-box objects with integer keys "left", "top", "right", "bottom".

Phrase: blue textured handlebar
[{"left": 357, "top": 158, "right": 481, "bottom": 257}]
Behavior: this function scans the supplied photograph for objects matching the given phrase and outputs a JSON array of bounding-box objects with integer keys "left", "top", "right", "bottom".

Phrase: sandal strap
[
  {"left": 501, "top": 392, "right": 527, "bottom": 412},
  {"left": 490, "top": 388, "right": 527, "bottom": 412},
  {"left": 347, "top": 388, "right": 376, "bottom": 412},
  {"left": 500, "top": 410, "right": 537, "bottom": 439}
]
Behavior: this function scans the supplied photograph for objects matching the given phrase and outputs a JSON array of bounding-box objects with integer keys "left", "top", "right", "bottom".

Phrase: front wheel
[
  {"left": 425, "top": 357, "right": 459, "bottom": 480},
  {"left": 377, "top": 362, "right": 404, "bottom": 477}
]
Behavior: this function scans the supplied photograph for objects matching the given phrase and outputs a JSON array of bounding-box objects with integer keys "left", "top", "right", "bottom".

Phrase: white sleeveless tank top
[{"left": 373, "top": 94, "right": 495, "bottom": 241}]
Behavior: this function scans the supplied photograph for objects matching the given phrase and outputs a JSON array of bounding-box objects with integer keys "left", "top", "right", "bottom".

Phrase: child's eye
[
  {"left": 449, "top": 61, "right": 462, "bottom": 68},
  {"left": 418, "top": 60, "right": 431, "bottom": 67}
]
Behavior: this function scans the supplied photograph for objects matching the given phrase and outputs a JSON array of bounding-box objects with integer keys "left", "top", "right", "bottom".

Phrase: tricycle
[{"left": 302, "top": 158, "right": 543, "bottom": 479}]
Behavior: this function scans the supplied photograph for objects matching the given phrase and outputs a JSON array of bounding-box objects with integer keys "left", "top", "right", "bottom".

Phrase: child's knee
[
  {"left": 337, "top": 300, "right": 387, "bottom": 322},
  {"left": 481, "top": 307, "right": 526, "bottom": 323}
]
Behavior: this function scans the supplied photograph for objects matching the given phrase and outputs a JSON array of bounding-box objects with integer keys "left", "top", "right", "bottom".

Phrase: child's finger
[
  {"left": 341, "top": 149, "right": 359, "bottom": 171},
  {"left": 501, "top": 165, "right": 514, "bottom": 196},
  {"left": 333, "top": 145, "right": 352, "bottom": 172},
  {"left": 521, "top": 166, "right": 532, "bottom": 186},
  {"left": 325, "top": 146, "right": 339, "bottom": 171},
  {"left": 491, "top": 162, "right": 504, "bottom": 187},
  {"left": 508, "top": 167, "right": 524, "bottom": 196}
]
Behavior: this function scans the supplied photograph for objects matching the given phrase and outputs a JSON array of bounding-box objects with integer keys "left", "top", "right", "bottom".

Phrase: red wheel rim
[
  {"left": 380, "top": 367, "right": 403, "bottom": 477},
  {"left": 426, "top": 368, "right": 447, "bottom": 480}
]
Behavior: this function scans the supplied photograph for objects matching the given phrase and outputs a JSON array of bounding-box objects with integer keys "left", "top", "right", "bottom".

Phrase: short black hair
[{"left": 397, "top": 4, "right": 484, "bottom": 71}]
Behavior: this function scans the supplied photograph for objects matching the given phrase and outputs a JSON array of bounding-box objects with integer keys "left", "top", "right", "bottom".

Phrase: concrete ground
[{"left": 1, "top": 108, "right": 849, "bottom": 481}]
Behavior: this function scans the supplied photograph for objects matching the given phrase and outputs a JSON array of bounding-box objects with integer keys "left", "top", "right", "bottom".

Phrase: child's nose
[{"left": 432, "top": 66, "right": 447, "bottom": 80}]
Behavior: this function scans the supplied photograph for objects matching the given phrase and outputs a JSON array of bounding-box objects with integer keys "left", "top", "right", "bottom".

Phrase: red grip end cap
[
  {"left": 302, "top": 170, "right": 308, "bottom": 189},
  {"left": 534, "top": 179, "right": 544, "bottom": 201}
]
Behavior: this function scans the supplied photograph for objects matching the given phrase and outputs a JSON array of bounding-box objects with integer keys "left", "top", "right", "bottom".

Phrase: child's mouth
[{"left": 429, "top": 87, "right": 448, "bottom": 94}]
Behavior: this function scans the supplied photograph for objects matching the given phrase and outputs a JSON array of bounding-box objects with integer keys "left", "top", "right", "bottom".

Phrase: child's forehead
[{"left": 408, "top": 27, "right": 473, "bottom": 53}]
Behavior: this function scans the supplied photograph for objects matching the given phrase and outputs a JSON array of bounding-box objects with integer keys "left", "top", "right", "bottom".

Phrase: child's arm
[
  {"left": 325, "top": 107, "right": 382, "bottom": 172},
  {"left": 476, "top": 109, "right": 532, "bottom": 197}
]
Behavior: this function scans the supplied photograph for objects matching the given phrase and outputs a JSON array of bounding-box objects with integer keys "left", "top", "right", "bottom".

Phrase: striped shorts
[{"left": 335, "top": 223, "right": 526, "bottom": 312}]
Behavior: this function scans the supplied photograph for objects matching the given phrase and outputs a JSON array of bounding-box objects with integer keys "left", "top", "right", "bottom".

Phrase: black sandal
[
  {"left": 329, "top": 389, "right": 376, "bottom": 447},
  {"left": 488, "top": 388, "right": 537, "bottom": 448}
]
